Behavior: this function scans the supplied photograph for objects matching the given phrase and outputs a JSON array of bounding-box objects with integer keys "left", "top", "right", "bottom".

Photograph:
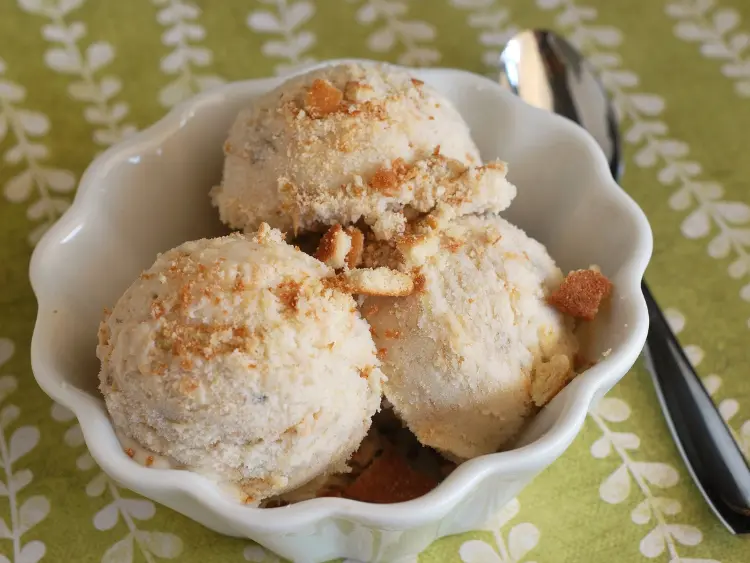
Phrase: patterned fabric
[{"left": 1, "top": 0, "right": 749, "bottom": 561}]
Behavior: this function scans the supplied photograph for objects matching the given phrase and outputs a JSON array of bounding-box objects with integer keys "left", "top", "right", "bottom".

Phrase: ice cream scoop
[
  {"left": 363, "top": 214, "right": 578, "bottom": 460},
  {"left": 97, "top": 225, "right": 383, "bottom": 502},
  {"left": 211, "top": 61, "right": 516, "bottom": 240}
]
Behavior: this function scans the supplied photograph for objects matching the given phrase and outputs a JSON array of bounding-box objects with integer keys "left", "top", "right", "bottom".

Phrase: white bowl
[{"left": 29, "top": 60, "right": 652, "bottom": 562}]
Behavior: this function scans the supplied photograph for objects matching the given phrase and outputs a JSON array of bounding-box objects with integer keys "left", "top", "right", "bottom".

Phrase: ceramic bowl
[{"left": 30, "top": 59, "right": 652, "bottom": 563}]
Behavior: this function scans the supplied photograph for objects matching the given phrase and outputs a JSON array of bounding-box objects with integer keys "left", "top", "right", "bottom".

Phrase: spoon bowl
[{"left": 499, "top": 28, "right": 750, "bottom": 534}]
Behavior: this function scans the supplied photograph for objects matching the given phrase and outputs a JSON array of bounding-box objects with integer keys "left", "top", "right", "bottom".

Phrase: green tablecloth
[{"left": 1, "top": 0, "right": 750, "bottom": 561}]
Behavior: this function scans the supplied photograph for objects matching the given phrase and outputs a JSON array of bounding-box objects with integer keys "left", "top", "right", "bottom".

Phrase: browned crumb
[
  {"left": 358, "top": 365, "right": 373, "bottom": 379},
  {"left": 411, "top": 78, "right": 424, "bottom": 87},
  {"left": 276, "top": 279, "right": 302, "bottom": 312},
  {"left": 363, "top": 304, "right": 379, "bottom": 317},
  {"left": 140, "top": 273, "right": 154, "bottom": 280},
  {"left": 548, "top": 269, "right": 613, "bottom": 321},
  {"left": 145, "top": 456, "right": 154, "bottom": 467},
  {"left": 412, "top": 270, "right": 427, "bottom": 293},
  {"left": 370, "top": 326, "right": 377, "bottom": 339},
  {"left": 150, "top": 301, "right": 165, "bottom": 319},
  {"left": 315, "top": 224, "right": 347, "bottom": 266},
  {"left": 384, "top": 329, "right": 401, "bottom": 339},
  {"left": 327, "top": 342, "right": 335, "bottom": 350},
  {"left": 233, "top": 273, "right": 246, "bottom": 293},
  {"left": 324, "top": 267, "right": 414, "bottom": 297},
  {"left": 377, "top": 348, "right": 388, "bottom": 360},
  {"left": 345, "top": 226, "right": 364, "bottom": 269},
  {"left": 433, "top": 145, "right": 441, "bottom": 156},
  {"left": 304, "top": 79, "right": 343, "bottom": 118},
  {"left": 125, "top": 448, "right": 135, "bottom": 458},
  {"left": 342, "top": 448, "right": 438, "bottom": 504},
  {"left": 369, "top": 158, "right": 416, "bottom": 196},
  {"left": 441, "top": 236, "right": 464, "bottom": 253},
  {"left": 369, "top": 167, "right": 400, "bottom": 196}
]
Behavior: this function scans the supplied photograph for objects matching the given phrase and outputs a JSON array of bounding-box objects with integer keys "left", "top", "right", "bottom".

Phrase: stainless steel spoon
[{"left": 498, "top": 29, "right": 750, "bottom": 533}]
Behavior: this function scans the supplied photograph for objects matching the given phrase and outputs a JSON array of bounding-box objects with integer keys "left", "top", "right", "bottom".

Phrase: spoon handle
[{"left": 641, "top": 281, "right": 750, "bottom": 526}]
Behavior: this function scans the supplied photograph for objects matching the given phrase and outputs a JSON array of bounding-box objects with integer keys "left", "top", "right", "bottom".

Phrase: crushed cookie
[
  {"left": 323, "top": 267, "right": 414, "bottom": 297},
  {"left": 369, "top": 158, "right": 416, "bottom": 196},
  {"left": 548, "top": 269, "right": 613, "bottom": 321},
  {"left": 344, "top": 80, "right": 374, "bottom": 101},
  {"left": 347, "top": 100, "right": 387, "bottom": 120},
  {"left": 150, "top": 300, "right": 166, "bottom": 319},
  {"left": 276, "top": 279, "right": 302, "bottom": 312},
  {"left": 342, "top": 448, "right": 437, "bottom": 504},
  {"left": 369, "top": 167, "right": 400, "bottom": 196},
  {"left": 233, "top": 273, "right": 246, "bottom": 293},
  {"left": 345, "top": 226, "right": 364, "bottom": 269},
  {"left": 305, "top": 79, "right": 343, "bottom": 118},
  {"left": 315, "top": 224, "right": 349, "bottom": 268},
  {"left": 441, "top": 236, "right": 464, "bottom": 253},
  {"left": 412, "top": 270, "right": 427, "bottom": 293}
]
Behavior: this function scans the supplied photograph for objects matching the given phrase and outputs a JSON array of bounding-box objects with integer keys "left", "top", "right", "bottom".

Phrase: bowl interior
[{"left": 31, "top": 66, "right": 648, "bottom": 474}]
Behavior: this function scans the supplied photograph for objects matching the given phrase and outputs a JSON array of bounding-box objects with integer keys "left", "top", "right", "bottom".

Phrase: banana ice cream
[
  {"left": 211, "top": 61, "right": 516, "bottom": 240},
  {"left": 96, "top": 225, "right": 383, "bottom": 502},
  {"left": 363, "top": 214, "right": 579, "bottom": 460}
]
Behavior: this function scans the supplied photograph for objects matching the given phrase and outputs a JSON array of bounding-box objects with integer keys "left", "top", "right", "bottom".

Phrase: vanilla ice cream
[
  {"left": 211, "top": 61, "right": 516, "bottom": 239},
  {"left": 97, "top": 225, "right": 383, "bottom": 502},
  {"left": 363, "top": 215, "right": 578, "bottom": 460}
]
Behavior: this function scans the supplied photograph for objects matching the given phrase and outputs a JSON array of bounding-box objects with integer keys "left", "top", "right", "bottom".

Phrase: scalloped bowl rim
[{"left": 29, "top": 60, "right": 652, "bottom": 533}]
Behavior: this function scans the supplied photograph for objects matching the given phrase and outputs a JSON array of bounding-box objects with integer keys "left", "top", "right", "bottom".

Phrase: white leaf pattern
[
  {"left": 600, "top": 464, "right": 631, "bottom": 504},
  {"left": 154, "top": 0, "right": 225, "bottom": 107},
  {"left": 0, "top": 57, "right": 76, "bottom": 245},
  {"left": 666, "top": 0, "right": 750, "bottom": 97},
  {"left": 0, "top": 339, "right": 49, "bottom": 561},
  {"left": 20, "top": 0, "right": 137, "bottom": 147},
  {"left": 52, "top": 398, "right": 185, "bottom": 563},
  {"left": 540, "top": 0, "right": 750, "bottom": 329},
  {"left": 450, "top": 0, "right": 518, "bottom": 74},
  {"left": 458, "top": 497, "right": 540, "bottom": 563},
  {"left": 352, "top": 0, "right": 440, "bottom": 66},
  {"left": 247, "top": 0, "right": 317, "bottom": 76}
]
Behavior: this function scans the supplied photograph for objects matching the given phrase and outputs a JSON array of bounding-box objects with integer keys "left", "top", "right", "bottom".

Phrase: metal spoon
[{"left": 499, "top": 29, "right": 750, "bottom": 533}]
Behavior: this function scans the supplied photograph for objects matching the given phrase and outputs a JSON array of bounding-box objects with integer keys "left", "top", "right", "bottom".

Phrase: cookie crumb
[
  {"left": 305, "top": 79, "right": 343, "bottom": 118},
  {"left": 342, "top": 448, "right": 437, "bottom": 503},
  {"left": 324, "top": 267, "right": 414, "bottom": 297},
  {"left": 548, "top": 269, "right": 613, "bottom": 321}
]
